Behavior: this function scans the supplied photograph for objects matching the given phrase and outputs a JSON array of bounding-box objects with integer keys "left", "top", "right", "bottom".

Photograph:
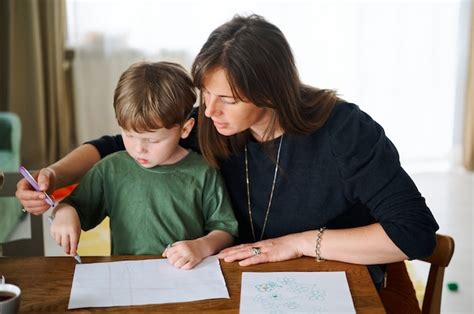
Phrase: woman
[{"left": 17, "top": 14, "right": 438, "bottom": 312}]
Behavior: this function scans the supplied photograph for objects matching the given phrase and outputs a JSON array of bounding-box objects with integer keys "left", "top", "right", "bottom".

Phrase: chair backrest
[
  {"left": 0, "top": 112, "right": 21, "bottom": 171},
  {"left": 419, "top": 233, "right": 455, "bottom": 314}
]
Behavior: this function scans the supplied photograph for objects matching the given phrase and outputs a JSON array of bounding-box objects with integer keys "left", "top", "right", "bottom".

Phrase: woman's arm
[
  {"left": 17, "top": 134, "right": 125, "bottom": 214},
  {"left": 49, "top": 143, "right": 101, "bottom": 188},
  {"left": 300, "top": 223, "right": 407, "bottom": 264},
  {"left": 16, "top": 143, "right": 101, "bottom": 214},
  {"left": 218, "top": 223, "right": 407, "bottom": 266}
]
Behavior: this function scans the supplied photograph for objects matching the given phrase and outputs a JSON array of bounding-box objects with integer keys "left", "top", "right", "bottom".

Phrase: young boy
[{"left": 50, "top": 61, "right": 238, "bottom": 269}]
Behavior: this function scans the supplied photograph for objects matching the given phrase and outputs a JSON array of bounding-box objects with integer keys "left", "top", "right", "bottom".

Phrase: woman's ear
[{"left": 180, "top": 117, "right": 195, "bottom": 139}]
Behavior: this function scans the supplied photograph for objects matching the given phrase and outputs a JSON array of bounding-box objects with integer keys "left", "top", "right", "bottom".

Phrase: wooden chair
[{"left": 419, "top": 233, "right": 455, "bottom": 314}]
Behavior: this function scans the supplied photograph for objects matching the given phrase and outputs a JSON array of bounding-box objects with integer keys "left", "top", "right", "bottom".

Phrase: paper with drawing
[
  {"left": 240, "top": 272, "right": 355, "bottom": 313},
  {"left": 68, "top": 256, "right": 229, "bottom": 309}
]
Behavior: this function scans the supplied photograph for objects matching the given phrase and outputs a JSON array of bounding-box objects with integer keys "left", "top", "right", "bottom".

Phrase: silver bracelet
[{"left": 315, "top": 227, "right": 326, "bottom": 262}]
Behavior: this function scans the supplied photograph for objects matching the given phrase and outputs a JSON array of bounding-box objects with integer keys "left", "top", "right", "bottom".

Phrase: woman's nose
[{"left": 204, "top": 95, "right": 220, "bottom": 118}]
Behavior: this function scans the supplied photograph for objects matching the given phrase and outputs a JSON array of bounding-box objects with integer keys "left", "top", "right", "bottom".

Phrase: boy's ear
[{"left": 180, "top": 118, "right": 195, "bottom": 139}]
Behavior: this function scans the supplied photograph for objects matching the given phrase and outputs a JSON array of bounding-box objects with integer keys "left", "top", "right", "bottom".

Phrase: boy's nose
[{"left": 136, "top": 141, "right": 147, "bottom": 153}]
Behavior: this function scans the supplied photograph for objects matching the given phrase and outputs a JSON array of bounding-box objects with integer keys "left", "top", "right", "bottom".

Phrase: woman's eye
[{"left": 221, "top": 98, "right": 237, "bottom": 105}]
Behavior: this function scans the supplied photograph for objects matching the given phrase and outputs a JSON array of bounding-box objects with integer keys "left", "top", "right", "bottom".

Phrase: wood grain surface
[{"left": 0, "top": 256, "right": 385, "bottom": 313}]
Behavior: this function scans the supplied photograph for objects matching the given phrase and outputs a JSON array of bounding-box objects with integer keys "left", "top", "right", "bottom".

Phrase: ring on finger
[{"left": 250, "top": 247, "right": 262, "bottom": 256}]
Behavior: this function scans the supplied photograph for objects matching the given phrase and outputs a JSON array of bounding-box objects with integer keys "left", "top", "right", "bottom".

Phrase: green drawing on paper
[{"left": 252, "top": 277, "right": 327, "bottom": 313}]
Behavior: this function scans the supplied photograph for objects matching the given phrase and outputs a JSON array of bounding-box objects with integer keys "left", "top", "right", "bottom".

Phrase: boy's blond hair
[{"left": 114, "top": 61, "right": 196, "bottom": 132}]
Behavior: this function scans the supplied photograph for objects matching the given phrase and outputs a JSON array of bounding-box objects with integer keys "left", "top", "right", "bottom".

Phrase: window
[{"left": 67, "top": 0, "right": 470, "bottom": 170}]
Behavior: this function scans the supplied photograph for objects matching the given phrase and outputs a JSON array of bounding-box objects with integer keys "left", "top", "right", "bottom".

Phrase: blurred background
[{"left": 0, "top": 0, "right": 473, "bottom": 312}]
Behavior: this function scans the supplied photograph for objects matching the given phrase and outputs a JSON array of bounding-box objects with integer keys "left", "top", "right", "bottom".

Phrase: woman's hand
[
  {"left": 162, "top": 239, "right": 207, "bottom": 270},
  {"left": 16, "top": 167, "right": 56, "bottom": 215},
  {"left": 50, "top": 204, "right": 81, "bottom": 256},
  {"left": 16, "top": 143, "right": 102, "bottom": 215},
  {"left": 217, "top": 233, "right": 305, "bottom": 266}
]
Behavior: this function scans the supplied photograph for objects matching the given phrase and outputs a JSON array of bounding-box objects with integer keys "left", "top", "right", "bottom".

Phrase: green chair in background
[
  {"left": 0, "top": 112, "right": 21, "bottom": 170},
  {"left": 0, "top": 112, "right": 25, "bottom": 244}
]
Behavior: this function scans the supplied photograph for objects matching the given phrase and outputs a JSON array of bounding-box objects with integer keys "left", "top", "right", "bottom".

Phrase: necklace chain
[{"left": 245, "top": 135, "right": 284, "bottom": 242}]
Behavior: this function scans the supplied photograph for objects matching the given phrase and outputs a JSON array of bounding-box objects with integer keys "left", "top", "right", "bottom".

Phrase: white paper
[
  {"left": 68, "top": 256, "right": 229, "bottom": 309},
  {"left": 240, "top": 272, "right": 356, "bottom": 314}
]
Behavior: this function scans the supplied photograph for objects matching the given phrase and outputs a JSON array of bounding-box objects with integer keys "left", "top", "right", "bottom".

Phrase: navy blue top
[{"left": 88, "top": 102, "right": 439, "bottom": 286}]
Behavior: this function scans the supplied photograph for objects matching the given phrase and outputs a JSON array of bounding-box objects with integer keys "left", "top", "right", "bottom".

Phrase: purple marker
[
  {"left": 19, "top": 166, "right": 81, "bottom": 263},
  {"left": 18, "top": 165, "right": 55, "bottom": 207}
]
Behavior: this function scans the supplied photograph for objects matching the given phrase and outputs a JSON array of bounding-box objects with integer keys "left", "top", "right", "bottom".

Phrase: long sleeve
[
  {"left": 86, "top": 135, "right": 125, "bottom": 159},
  {"left": 327, "top": 102, "right": 439, "bottom": 259}
]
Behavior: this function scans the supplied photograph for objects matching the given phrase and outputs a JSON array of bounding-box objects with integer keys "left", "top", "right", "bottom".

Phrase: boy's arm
[
  {"left": 48, "top": 161, "right": 107, "bottom": 258},
  {"left": 163, "top": 230, "right": 234, "bottom": 270},
  {"left": 195, "top": 230, "right": 234, "bottom": 257},
  {"left": 164, "top": 164, "right": 237, "bottom": 270},
  {"left": 61, "top": 160, "right": 108, "bottom": 231},
  {"left": 202, "top": 169, "right": 239, "bottom": 238},
  {"left": 51, "top": 203, "right": 81, "bottom": 256}
]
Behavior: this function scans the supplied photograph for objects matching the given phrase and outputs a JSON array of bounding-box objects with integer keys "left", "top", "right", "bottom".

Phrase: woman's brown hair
[
  {"left": 192, "top": 14, "right": 338, "bottom": 168},
  {"left": 114, "top": 61, "right": 196, "bottom": 132}
]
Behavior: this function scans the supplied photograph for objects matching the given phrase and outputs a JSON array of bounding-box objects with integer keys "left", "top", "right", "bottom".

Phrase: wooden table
[{"left": 0, "top": 256, "right": 385, "bottom": 313}]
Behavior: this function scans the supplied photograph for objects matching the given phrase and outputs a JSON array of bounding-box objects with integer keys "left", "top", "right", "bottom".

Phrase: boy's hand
[
  {"left": 162, "top": 239, "right": 208, "bottom": 270},
  {"left": 50, "top": 204, "right": 81, "bottom": 256},
  {"left": 16, "top": 167, "right": 56, "bottom": 215}
]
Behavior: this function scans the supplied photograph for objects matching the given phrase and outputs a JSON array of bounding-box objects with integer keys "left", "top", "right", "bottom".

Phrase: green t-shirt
[{"left": 63, "top": 150, "right": 238, "bottom": 255}]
